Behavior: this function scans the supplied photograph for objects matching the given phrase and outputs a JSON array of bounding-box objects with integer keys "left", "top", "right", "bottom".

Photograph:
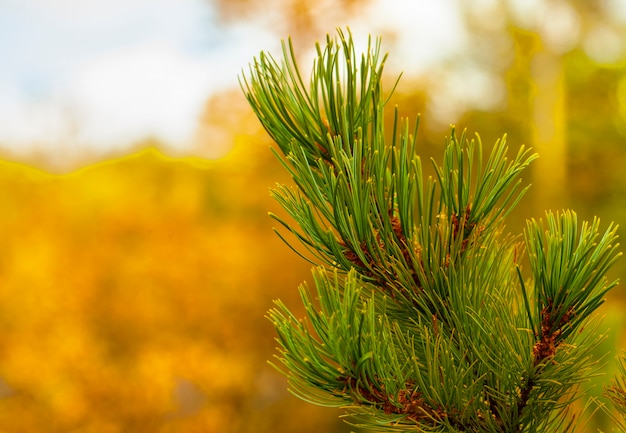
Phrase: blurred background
[{"left": 1, "top": 0, "right": 626, "bottom": 431}]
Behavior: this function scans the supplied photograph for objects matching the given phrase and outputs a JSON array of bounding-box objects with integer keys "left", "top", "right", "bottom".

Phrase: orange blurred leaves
[{"left": 0, "top": 148, "right": 344, "bottom": 432}]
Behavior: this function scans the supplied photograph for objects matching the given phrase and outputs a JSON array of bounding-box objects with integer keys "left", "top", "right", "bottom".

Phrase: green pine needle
[{"left": 243, "top": 28, "right": 622, "bottom": 432}]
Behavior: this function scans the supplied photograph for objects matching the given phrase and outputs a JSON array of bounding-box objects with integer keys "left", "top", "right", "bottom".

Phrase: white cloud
[
  {"left": 68, "top": 42, "right": 214, "bottom": 149},
  {"left": 0, "top": 0, "right": 464, "bottom": 163},
  {"left": 358, "top": 0, "right": 468, "bottom": 74},
  {"left": 0, "top": 0, "right": 251, "bottom": 157}
]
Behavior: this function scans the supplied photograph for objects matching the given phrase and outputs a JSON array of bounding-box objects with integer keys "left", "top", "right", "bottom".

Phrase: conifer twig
[{"left": 242, "top": 28, "right": 621, "bottom": 432}]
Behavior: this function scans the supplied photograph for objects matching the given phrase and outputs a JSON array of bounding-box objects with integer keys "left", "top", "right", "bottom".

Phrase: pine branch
[
  {"left": 606, "top": 353, "right": 626, "bottom": 431},
  {"left": 242, "top": 28, "right": 622, "bottom": 432}
]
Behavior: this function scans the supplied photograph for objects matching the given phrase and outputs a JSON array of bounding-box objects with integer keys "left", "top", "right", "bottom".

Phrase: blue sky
[
  {"left": 0, "top": 0, "right": 626, "bottom": 167},
  {"left": 3, "top": 0, "right": 626, "bottom": 168},
  {"left": 0, "top": 0, "right": 476, "bottom": 166},
  {"left": 0, "top": 0, "right": 284, "bottom": 161}
]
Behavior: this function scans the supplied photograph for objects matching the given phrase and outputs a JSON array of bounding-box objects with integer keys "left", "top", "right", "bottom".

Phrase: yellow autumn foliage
[{"left": 0, "top": 147, "right": 350, "bottom": 432}]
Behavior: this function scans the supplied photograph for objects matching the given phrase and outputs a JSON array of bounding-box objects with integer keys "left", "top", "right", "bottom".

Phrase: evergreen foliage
[
  {"left": 605, "top": 353, "right": 626, "bottom": 431},
  {"left": 241, "top": 29, "right": 622, "bottom": 432}
]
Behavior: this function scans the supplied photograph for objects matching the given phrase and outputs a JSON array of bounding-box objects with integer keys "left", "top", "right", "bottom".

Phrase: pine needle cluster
[{"left": 241, "top": 29, "right": 622, "bottom": 432}]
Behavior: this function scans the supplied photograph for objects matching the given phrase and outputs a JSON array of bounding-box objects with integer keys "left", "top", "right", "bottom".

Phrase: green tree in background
[{"left": 242, "top": 29, "right": 622, "bottom": 431}]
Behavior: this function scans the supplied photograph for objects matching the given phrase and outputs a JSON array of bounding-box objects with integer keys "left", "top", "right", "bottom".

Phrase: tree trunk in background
[{"left": 531, "top": 49, "right": 568, "bottom": 211}]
